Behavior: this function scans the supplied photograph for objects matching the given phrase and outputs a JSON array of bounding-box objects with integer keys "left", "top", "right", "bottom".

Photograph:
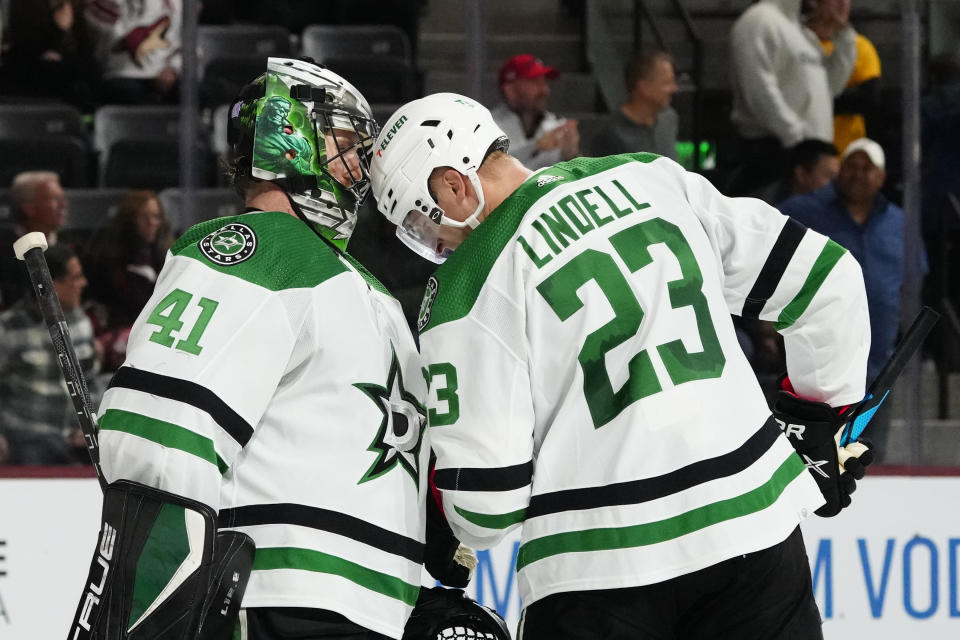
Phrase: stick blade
[{"left": 13, "top": 232, "right": 49, "bottom": 260}]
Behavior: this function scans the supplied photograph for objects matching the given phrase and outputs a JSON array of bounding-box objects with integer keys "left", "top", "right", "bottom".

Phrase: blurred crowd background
[{"left": 0, "top": 0, "right": 958, "bottom": 470}]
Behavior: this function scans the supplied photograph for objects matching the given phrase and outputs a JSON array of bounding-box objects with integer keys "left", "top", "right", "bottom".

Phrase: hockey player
[
  {"left": 370, "top": 93, "right": 875, "bottom": 639},
  {"left": 69, "top": 58, "right": 433, "bottom": 640}
]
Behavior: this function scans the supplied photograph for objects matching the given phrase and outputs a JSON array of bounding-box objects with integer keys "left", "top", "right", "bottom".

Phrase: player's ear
[{"left": 441, "top": 168, "right": 466, "bottom": 199}]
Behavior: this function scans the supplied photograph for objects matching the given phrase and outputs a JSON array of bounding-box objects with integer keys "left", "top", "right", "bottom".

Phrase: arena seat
[
  {"left": 0, "top": 137, "right": 90, "bottom": 188},
  {"left": 322, "top": 56, "right": 419, "bottom": 104},
  {"left": 93, "top": 106, "right": 214, "bottom": 189},
  {"left": 198, "top": 24, "right": 292, "bottom": 61},
  {"left": 158, "top": 187, "right": 244, "bottom": 232},
  {"left": 0, "top": 103, "right": 87, "bottom": 140},
  {"left": 301, "top": 24, "right": 412, "bottom": 63}
]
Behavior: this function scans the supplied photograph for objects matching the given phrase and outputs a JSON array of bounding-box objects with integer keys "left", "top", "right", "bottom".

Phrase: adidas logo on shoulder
[{"left": 536, "top": 174, "right": 564, "bottom": 187}]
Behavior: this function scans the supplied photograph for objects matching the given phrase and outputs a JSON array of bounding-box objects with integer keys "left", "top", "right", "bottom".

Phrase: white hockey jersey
[
  {"left": 98, "top": 210, "right": 428, "bottom": 639},
  {"left": 418, "top": 154, "right": 869, "bottom": 607}
]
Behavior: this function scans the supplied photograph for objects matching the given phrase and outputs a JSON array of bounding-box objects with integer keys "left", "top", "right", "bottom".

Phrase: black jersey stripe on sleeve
[
  {"left": 219, "top": 503, "right": 424, "bottom": 563},
  {"left": 524, "top": 415, "right": 782, "bottom": 519},
  {"left": 108, "top": 366, "right": 254, "bottom": 447},
  {"left": 433, "top": 461, "right": 533, "bottom": 492},
  {"left": 741, "top": 218, "right": 808, "bottom": 318}
]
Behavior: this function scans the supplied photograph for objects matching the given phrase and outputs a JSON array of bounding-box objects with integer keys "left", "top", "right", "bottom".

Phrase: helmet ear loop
[{"left": 427, "top": 170, "right": 483, "bottom": 231}]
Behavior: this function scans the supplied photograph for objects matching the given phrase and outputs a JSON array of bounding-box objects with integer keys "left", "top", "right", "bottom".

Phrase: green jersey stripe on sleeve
[
  {"left": 253, "top": 547, "right": 421, "bottom": 606},
  {"left": 421, "top": 153, "right": 660, "bottom": 333},
  {"left": 515, "top": 451, "right": 806, "bottom": 571},
  {"left": 453, "top": 505, "right": 527, "bottom": 529},
  {"left": 99, "top": 408, "right": 229, "bottom": 474},
  {"left": 774, "top": 239, "right": 848, "bottom": 331}
]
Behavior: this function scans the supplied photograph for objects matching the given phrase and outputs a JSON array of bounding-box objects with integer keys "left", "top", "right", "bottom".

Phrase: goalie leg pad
[
  {"left": 195, "top": 530, "right": 255, "bottom": 640},
  {"left": 69, "top": 480, "right": 253, "bottom": 640}
]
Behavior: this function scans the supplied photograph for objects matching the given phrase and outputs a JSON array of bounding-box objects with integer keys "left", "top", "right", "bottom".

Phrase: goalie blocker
[{"left": 70, "top": 480, "right": 254, "bottom": 640}]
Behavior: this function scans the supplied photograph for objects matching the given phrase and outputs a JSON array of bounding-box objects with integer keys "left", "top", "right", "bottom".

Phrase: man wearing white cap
[{"left": 779, "top": 137, "right": 926, "bottom": 459}]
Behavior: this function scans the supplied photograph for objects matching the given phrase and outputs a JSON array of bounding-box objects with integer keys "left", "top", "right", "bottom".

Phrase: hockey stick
[
  {"left": 13, "top": 232, "right": 106, "bottom": 491},
  {"left": 837, "top": 305, "right": 941, "bottom": 447},
  {"left": 16, "top": 234, "right": 255, "bottom": 640}
]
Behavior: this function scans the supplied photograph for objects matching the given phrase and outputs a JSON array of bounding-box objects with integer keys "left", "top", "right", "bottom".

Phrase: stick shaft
[
  {"left": 20, "top": 245, "right": 106, "bottom": 490},
  {"left": 839, "top": 306, "right": 940, "bottom": 445},
  {"left": 867, "top": 306, "right": 940, "bottom": 397}
]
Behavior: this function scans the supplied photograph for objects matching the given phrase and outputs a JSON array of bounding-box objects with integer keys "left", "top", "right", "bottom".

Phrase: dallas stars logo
[
  {"left": 354, "top": 348, "right": 426, "bottom": 487},
  {"left": 417, "top": 276, "right": 438, "bottom": 332},
  {"left": 199, "top": 223, "right": 257, "bottom": 266},
  {"left": 214, "top": 233, "right": 243, "bottom": 251}
]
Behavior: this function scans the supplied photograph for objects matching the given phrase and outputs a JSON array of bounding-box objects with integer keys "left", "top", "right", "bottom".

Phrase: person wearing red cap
[{"left": 490, "top": 53, "right": 580, "bottom": 170}]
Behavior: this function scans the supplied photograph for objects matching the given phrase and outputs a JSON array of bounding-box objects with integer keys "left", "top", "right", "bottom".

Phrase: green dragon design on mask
[{"left": 252, "top": 96, "right": 315, "bottom": 177}]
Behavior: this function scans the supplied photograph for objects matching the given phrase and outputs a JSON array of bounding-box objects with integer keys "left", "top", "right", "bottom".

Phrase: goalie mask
[{"left": 228, "top": 57, "right": 379, "bottom": 249}]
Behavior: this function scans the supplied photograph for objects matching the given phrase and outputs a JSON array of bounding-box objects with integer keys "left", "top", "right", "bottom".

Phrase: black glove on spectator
[{"left": 772, "top": 391, "right": 875, "bottom": 517}]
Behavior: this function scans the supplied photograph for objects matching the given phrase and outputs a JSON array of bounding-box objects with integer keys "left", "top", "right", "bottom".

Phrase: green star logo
[
  {"left": 199, "top": 223, "right": 257, "bottom": 266},
  {"left": 354, "top": 347, "right": 426, "bottom": 487},
  {"left": 213, "top": 232, "right": 244, "bottom": 253}
]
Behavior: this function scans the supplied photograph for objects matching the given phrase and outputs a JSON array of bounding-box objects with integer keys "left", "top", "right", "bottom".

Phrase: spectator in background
[
  {"left": 727, "top": 0, "right": 856, "bottom": 196},
  {"left": 755, "top": 138, "right": 839, "bottom": 204},
  {"left": 0, "top": 244, "right": 99, "bottom": 465},
  {"left": 83, "top": 190, "right": 172, "bottom": 370},
  {"left": 588, "top": 49, "right": 679, "bottom": 160},
  {"left": 921, "top": 51, "right": 960, "bottom": 239},
  {"left": 806, "top": 0, "right": 882, "bottom": 154},
  {"left": 784, "top": 138, "right": 841, "bottom": 198},
  {"left": 491, "top": 54, "right": 580, "bottom": 170},
  {"left": 0, "top": 171, "right": 68, "bottom": 310},
  {"left": 779, "top": 138, "right": 925, "bottom": 459},
  {"left": 84, "top": 0, "right": 182, "bottom": 104},
  {"left": 920, "top": 52, "right": 960, "bottom": 382},
  {"left": 0, "top": 0, "right": 101, "bottom": 111}
]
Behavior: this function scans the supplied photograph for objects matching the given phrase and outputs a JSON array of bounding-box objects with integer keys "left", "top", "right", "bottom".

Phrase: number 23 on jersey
[{"left": 424, "top": 217, "right": 726, "bottom": 430}]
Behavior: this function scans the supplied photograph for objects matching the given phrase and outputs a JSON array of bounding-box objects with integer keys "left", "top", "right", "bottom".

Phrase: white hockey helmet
[{"left": 370, "top": 93, "right": 509, "bottom": 263}]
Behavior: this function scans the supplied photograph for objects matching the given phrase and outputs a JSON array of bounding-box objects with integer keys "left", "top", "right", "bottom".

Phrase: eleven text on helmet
[{"left": 379, "top": 115, "right": 409, "bottom": 152}]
